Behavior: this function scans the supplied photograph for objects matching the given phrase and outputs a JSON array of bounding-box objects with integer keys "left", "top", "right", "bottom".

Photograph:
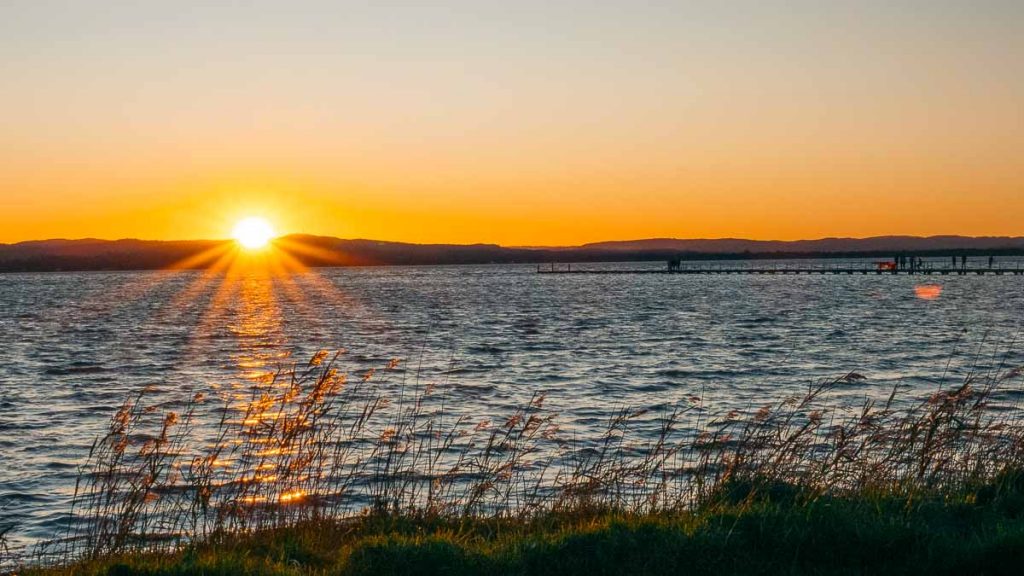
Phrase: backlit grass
[{"left": 8, "top": 349, "right": 1024, "bottom": 575}]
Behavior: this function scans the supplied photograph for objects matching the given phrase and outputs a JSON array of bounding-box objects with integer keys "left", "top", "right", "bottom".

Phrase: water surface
[{"left": 1, "top": 259, "right": 1023, "bottom": 549}]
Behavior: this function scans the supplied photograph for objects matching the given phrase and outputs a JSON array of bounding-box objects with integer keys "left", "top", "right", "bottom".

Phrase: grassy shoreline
[
  {"left": 27, "top": 475, "right": 1024, "bottom": 575},
  {"left": 10, "top": 350, "right": 1024, "bottom": 574}
]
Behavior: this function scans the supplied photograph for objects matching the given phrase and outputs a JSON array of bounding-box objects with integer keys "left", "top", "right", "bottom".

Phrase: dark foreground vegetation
[
  {"left": 25, "top": 475, "right": 1024, "bottom": 576},
  {"left": 8, "top": 350, "right": 1024, "bottom": 574}
]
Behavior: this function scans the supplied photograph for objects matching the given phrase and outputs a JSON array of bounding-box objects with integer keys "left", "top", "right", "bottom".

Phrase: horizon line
[{"left": 5, "top": 232, "right": 1024, "bottom": 249}]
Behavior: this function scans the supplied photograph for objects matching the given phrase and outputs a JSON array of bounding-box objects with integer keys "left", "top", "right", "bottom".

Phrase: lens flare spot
[{"left": 914, "top": 285, "right": 942, "bottom": 300}]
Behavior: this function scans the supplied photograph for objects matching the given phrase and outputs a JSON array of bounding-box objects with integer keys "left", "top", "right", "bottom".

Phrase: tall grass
[
  {"left": 0, "top": 501, "right": 12, "bottom": 571},
  {"left": 19, "top": 348, "right": 1024, "bottom": 570}
]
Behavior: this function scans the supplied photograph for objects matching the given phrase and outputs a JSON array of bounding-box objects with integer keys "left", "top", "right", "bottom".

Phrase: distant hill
[
  {"left": 579, "top": 236, "right": 1024, "bottom": 253},
  {"left": 0, "top": 238, "right": 227, "bottom": 272},
  {"left": 1, "top": 234, "right": 1023, "bottom": 272}
]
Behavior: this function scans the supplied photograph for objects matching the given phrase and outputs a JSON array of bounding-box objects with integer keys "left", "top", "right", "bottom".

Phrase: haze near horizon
[{"left": 2, "top": 1, "right": 1022, "bottom": 245}]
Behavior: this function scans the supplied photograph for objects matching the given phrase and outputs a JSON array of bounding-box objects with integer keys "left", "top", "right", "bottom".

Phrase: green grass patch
[{"left": 28, "top": 479, "right": 1024, "bottom": 576}]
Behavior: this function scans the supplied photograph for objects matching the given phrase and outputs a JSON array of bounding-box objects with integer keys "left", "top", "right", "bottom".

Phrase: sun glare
[{"left": 233, "top": 217, "right": 275, "bottom": 249}]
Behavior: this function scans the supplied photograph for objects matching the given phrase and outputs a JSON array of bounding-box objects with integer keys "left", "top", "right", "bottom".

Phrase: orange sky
[{"left": 2, "top": 2, "right": 1022, "bottom": 246}]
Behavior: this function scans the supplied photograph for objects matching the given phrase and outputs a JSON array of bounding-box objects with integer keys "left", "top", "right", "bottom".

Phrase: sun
[{"left": 232, "top": 217, "right": 275, "bottom": 249}]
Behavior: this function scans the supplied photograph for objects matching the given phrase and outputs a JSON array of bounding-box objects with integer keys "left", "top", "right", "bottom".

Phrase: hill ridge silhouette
[{"left": 2, "top": 234, "right": 1023, "bottom": 272}]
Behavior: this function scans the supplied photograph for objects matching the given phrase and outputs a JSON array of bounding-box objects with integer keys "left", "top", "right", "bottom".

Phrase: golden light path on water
[
  {"left": 117, "top": 236, "right": 356, "bottom": 507},
  {"left": 196, "top": 240, "right": 357, "bottom": 506}
]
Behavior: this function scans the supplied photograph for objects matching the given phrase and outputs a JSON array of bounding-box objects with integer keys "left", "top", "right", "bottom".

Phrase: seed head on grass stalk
[{"left": 43, "top": 349, "right": 1024, "bottom": 570}]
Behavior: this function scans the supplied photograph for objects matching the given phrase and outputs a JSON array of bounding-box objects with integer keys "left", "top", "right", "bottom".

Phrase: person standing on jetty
[
  {"left": 989, "top": 256, "right": 995, "bottom": 269},
  {"left": 962, "top": 255, "right": 968, "bottom": 271}
]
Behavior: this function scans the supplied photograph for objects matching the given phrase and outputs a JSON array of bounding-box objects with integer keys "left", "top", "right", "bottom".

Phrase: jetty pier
[{"left": 536, "top": 262, "right": 1024, "bottom": 276}]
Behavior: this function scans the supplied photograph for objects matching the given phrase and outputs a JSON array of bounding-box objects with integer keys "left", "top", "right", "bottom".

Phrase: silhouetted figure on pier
[
  {"left": 910, "top": 256, "right": 916, "bottom": 274},
  {"left": 952, "top": 256, "right": 957, "bottom": 269},
  {"left": 667, "top": 257, "right": 681, "bottom": 272},
  {"left": 989, "top": 256, "right": 995, "bottom": 269},
  {"left": 962, "top": 255, "right": 967, "bottom": 271}
]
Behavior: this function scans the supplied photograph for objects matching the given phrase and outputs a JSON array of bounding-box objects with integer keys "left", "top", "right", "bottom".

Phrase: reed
[
  {"left": 0, "top": 503, "right": 12, "bottom": 571},
  {"left": 12, "top": 348, "right": 1024, "bottom": 574}
]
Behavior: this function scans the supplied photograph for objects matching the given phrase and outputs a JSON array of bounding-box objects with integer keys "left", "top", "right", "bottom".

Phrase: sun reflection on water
[{"left": 114, "top": 237, "right": 360, "bottom": 512}]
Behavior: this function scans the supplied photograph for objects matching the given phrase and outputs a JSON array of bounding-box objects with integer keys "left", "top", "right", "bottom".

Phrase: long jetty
[{"left": 537, "top": 263, "right": 1024, "bottom": 276}]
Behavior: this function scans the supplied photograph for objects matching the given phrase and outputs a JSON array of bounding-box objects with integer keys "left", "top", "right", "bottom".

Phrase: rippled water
[{"left": 2, "top": 259, "right": 1023, "bottom": 551}]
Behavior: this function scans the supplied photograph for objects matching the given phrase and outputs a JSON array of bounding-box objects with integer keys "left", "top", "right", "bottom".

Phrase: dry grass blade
[{"left": 20, "top": 352, "right": 1024, "bottom": 571}]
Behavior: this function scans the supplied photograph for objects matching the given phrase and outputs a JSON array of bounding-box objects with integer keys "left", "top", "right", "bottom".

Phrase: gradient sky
[{"left": 1, "top": 1, "right": 1021, "bottom": 245}]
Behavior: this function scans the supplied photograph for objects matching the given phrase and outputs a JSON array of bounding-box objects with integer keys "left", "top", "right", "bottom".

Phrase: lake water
[{"left": 2, "top": 258, "right": 1023, "bottom": 553}]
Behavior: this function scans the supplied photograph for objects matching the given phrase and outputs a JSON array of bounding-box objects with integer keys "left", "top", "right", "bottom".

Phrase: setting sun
[{"left": 232, "top": 217, "right": 275, "bottom": 249}]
